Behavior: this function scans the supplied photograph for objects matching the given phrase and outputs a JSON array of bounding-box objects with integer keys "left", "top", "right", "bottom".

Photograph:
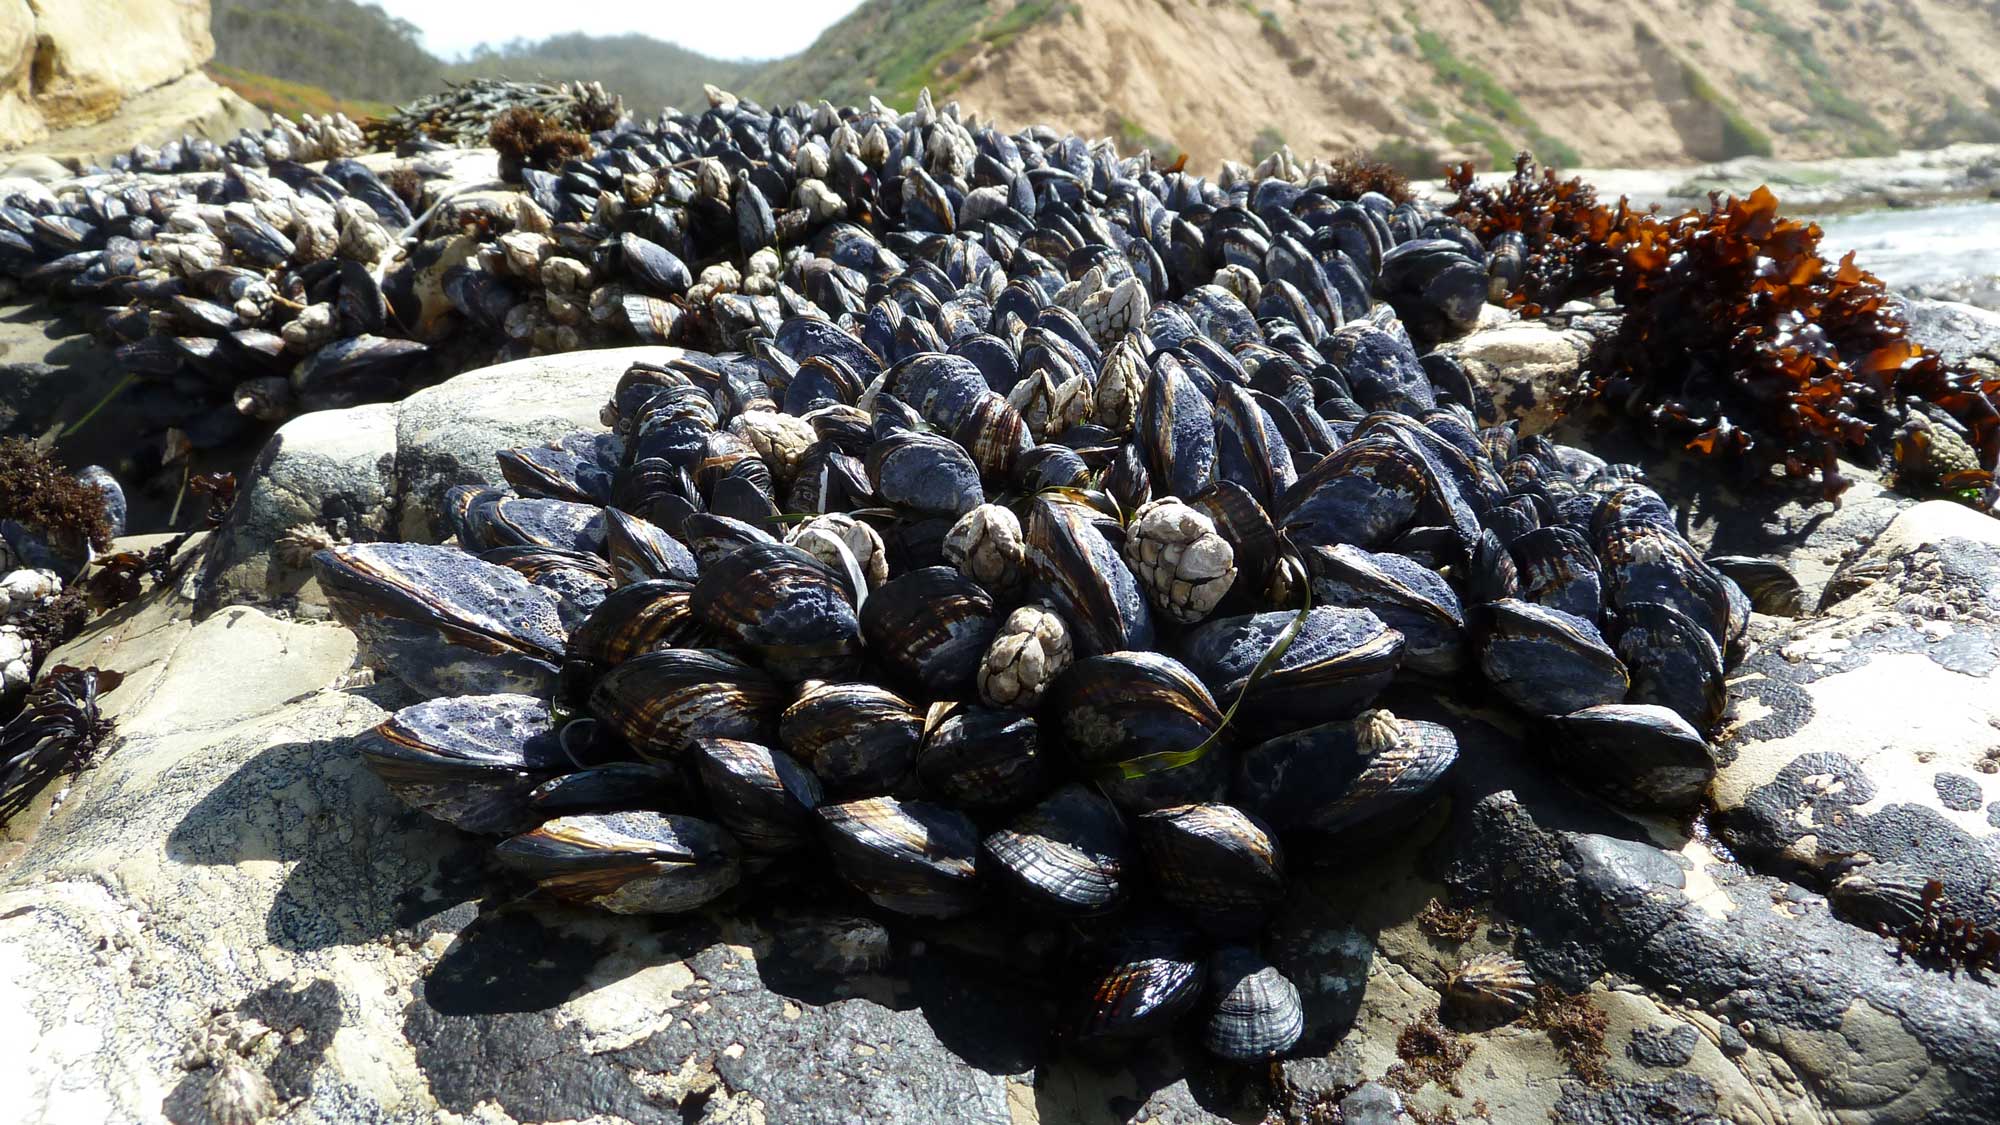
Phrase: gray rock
[
  {"left": 1433, "top": 320, "right": 1596, "bottom": 435},
  {"left": 1900, "top": 297, "right": 2000, "bottom": 364}
]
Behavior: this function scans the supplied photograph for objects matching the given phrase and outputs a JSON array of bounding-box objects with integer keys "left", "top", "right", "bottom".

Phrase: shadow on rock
[
  {"left": 165, "top": 727, "right": 492, "bottom": 953},
  {"left": 161, "top": 978, "right": 344, "bottom": 1125}
]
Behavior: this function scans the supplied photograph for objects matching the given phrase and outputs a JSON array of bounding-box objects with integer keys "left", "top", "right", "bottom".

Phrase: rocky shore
[{"left": 3, "top": 295, "right": 1998, "bottom": 1124}]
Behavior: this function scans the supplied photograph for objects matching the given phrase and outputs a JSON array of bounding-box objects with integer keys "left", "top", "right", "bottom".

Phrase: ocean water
[{"left": 1810, "top": 200, "right": 2000, "bottom": 289}]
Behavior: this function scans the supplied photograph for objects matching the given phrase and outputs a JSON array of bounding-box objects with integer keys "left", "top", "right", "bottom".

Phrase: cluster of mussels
[
  {"left": 301, "top": 96, "right": 1755, "bottom": 1061},
  {"left": 0, "top": 85, "right": 1487, "bottom": 461}
]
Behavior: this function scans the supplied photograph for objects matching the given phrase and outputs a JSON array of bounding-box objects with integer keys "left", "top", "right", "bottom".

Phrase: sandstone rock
[
  {"left": 26, "top": 70, "right": 264, "bottom": 171},
  {"left": 1435, "top": 320, "right": 1596, "bottom": 435},
  {"left": 0, "top": 0, "right": 223, "bottom": 152},
  {"left": 1715, "top": 501, "right": 2000, "bottom": 914}
]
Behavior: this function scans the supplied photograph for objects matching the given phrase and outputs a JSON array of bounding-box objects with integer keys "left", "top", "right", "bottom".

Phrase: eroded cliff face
[
  {"left": 921, "top": 0, "right": 2000, "bottom": 172},
  {"left": 0, "top": 0, "right": 216, "bottom": 149}
]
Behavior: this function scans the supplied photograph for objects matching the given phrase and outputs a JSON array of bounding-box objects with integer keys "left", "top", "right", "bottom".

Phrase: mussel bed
[{"left": 283, "top": 87, "right": 1771, "bottom": 1063}]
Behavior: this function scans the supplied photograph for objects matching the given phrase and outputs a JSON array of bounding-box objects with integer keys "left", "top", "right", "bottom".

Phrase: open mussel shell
[
  {"left": 690, "top": 738, "right": 824, "bottom": 854},
  {"left": 1305, "top": 544, "right": 1463, "bottom": 675},
  {"left": 527, "top": 762, "right": 686, "bottom": 817},
  {"left": 589, "top": 648, "right": 780, "bottom": 758},
  {"left": 1075, "top": 923, "right": 1206, "bottom": 1044},
  {"left": 359, "top": 694, "right": 566, "bottom": 834},
  {"left": 1135, "top": 803, "right": 1285, "bottom": 935},
  {"left": 692, "top": 541, "right": 862, "bottom": 680},
  {"left": 860, "top": 567, "right": 1000, "bottom": 694},
  {"left": 915, "top": 704, "right": 1046, "bottom": 810},
  {"left": 779, "top": 680, "right": 923, "bottom": 793},
  {"left": 819, "top": 796, "right": 982, "bottom": 918},
  {"left": 1475, "top": 599, "right": 1628, "bottom": 717},
  {"left": 1548, "top": 703, "right": 1715, "bottom": 811},
  {"left": 1178, "top": 607, "right": 1404, "bottom": 732},
  {"left": 1235, "top": 709, "right": 1458, "bottom": 837},
  {"left": 981, "top": 784, "right": 1128, "bottom": 916},
  {"left": 1025, "top": 495, "right": 1155, "bottom": 657},
  {"left": 494, "top": 811, "right": 742, "bottom": 914},
  {"left": 1049, "top": 651, "right": 1229, "bottom": 811},
  {"left": 314, "top": 543, "right": 567, "bottom": 698},
  {"left": 1611, "top": 601, "right": 1727, "bottom": 732},
  {"left": 1202, "top": 947, "right": 1304, "bottom": 1062}
]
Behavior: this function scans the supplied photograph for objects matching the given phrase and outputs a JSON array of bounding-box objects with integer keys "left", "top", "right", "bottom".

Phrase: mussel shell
[
  {"left": 915, "top": 704, "right": 1046, "bottom": 809},
  {"left": 1025, "top": 496, "right": 1155, "bottom": 657},
  {"left": 1135, "top": 803, "right": 1285, "bottom": 935},
  {"left": 589, "top": 648, "right": 780, "bottom": 757},
  {"left": 864, "top": 429, "right": 984, "bottom": 517},
  {"left": 313, "top": 543, "right": 567, "bottom": 698},
  {"left": 1706, "top": 555, "right": 1804, "bottom": 618},
  {"left": 1076, "top": 928, "right": 1206, "bottom": 1043},
  {"left": 1050, "top": 651, "right": 1229, "bottom": 811},
  {"left": 859, "top": 566, "right": 999, "bottom": 693},
  {"left": 1828, "top": 864, "right": 1943, "bottom": 933},
  {"left": 690, "top": 738, "right": 824, "bottom": 854},
  {"left": 819, "top": 796, "right": 982, "bottom": 918},
  {"left": 359, "top": 693, "right": 566, "bottom": 834},
  {"left": 1276, "top": 435, "right": 1430, "bottom": 550},
  {"left": 1136, "top": 353, "right": 1216, "bottom": 498},
  {"left": 1234, "top": 711, "right": 1459, "bottom": 836},
  {"left": 1511, "top": 524, "right": 1603, "bottom": 622},
  {"left": 565, "top": 579, "right": 707, "bottom": 665},
  {"left": 1548, "top": 704, "right": 1715, "bottom": 811},
  {"left": 1610, "top": 601, "right": 1727, "bottom": 732},
  {"left": 1598, "top": 520, "right": 1732, "bottom": 646},
  {"left": 603, "top": 508, "right": 699, "bottom": 583},
  {"left": 779, "top": 680, "right": 923, "bottom": 793},
  {"left": 494, "top": 811, "right": 742, "bottom": 914},
  {"left": 692, "top": 541, "right": 862, "bottom": 680},
  {"left": 1177, "top": 607, "right": 1403, "bottom": 731},
  {"left": 1305, "top": 544, "right": 1463, "bottom": 675},
  {"left": 1476, "top": 599, "right": 1628, "bottom": 717},
  {"left": 1202, "top": 947, "right": 1304, "bottom": 1061},
  {"left": 981, "top": 783, "right": 1128, "bottom": 916},
  {"left": 526, "top": 762, "right": 686, "bottom": 817}
]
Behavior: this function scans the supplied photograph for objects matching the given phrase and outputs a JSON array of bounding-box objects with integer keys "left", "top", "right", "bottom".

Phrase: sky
[{"left": 370, "top": 0, "right": 868, "bottom": 61}]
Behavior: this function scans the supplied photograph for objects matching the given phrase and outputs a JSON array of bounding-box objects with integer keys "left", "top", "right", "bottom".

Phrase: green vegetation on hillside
[
  {"left": 1680, "top": 61, "right": 1773, "bottom": 158},
  {"left": 1407, "top": 16, "right": 1579, "bottom": 168},
  {"left": 1734, "top": 0, "right": 1896, "bottom": 156},
  {"left": 211, "top": 0, "right": 444, "bottom": 103},
  {"left": 206, "top": 63, "right": 390, "bottom": 121},
  {"left": 745, "top": 0, "right": 990, "bottom": 111},
  {"left": 452, "top": 34, "right": 759, "bottom": 115}
]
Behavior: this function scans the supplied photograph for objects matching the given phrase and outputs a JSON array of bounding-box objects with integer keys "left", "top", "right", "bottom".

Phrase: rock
[
  {"left": 196, "top": 403, "right": 399, "bottom": 616},
  {"left": 25, "top": 70, "right": 265, "bottom": 171},
  {"left": 1434, "top": 320, "right": 1596, "bottom": 435},
  {"left": 1715, "top": 501, "right": 2000, "bottom": 913},
  {"left": 0, "top": 0, "right": 227, "bottom": 152},
  {"left": 393, "top": 347, "right": 675, "bottom": 541},
  {"left": 1899, "top": 297, "right": 2000, "bottom": 364},
  {"left": 190, "top": 346, "right": 685, "bottom": 611}
]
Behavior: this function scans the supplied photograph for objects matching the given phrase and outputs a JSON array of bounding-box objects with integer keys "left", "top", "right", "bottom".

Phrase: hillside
[
  {"left": 784, "top": 0, "right": 2000, "bottom": 171},
  {"left": 207, "top": 0, "right": 2000, "bottom": 172}
]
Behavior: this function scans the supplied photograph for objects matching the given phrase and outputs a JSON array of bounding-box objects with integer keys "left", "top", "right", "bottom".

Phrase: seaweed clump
[
  {"left": 490, "top": 107, "right": 593, "bottom": 182},
  {"left": 1448, "top": 155, "right": 2000, "bottom": 500},
  {"left": 1416, "top": 898, "right": 1482, "bottom": 943},
  {"left": 1322, "top": 150, "right": 1416, "bottom": 205},
  {"left": 1885, "top": 878, "right": 2000, "bottom": 976},
  {"left": 0, "top": 438, "right": 111, "bottom": 555},
  {"left": 0, "top": 665, "right": 119, "bottom": 822},
  {"left": 1521, "top": 985, "right": 1609, "bottom": 1085},
  {"left": 1387, "top": 1007, "right": 1471, "bottom": 1096}
]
